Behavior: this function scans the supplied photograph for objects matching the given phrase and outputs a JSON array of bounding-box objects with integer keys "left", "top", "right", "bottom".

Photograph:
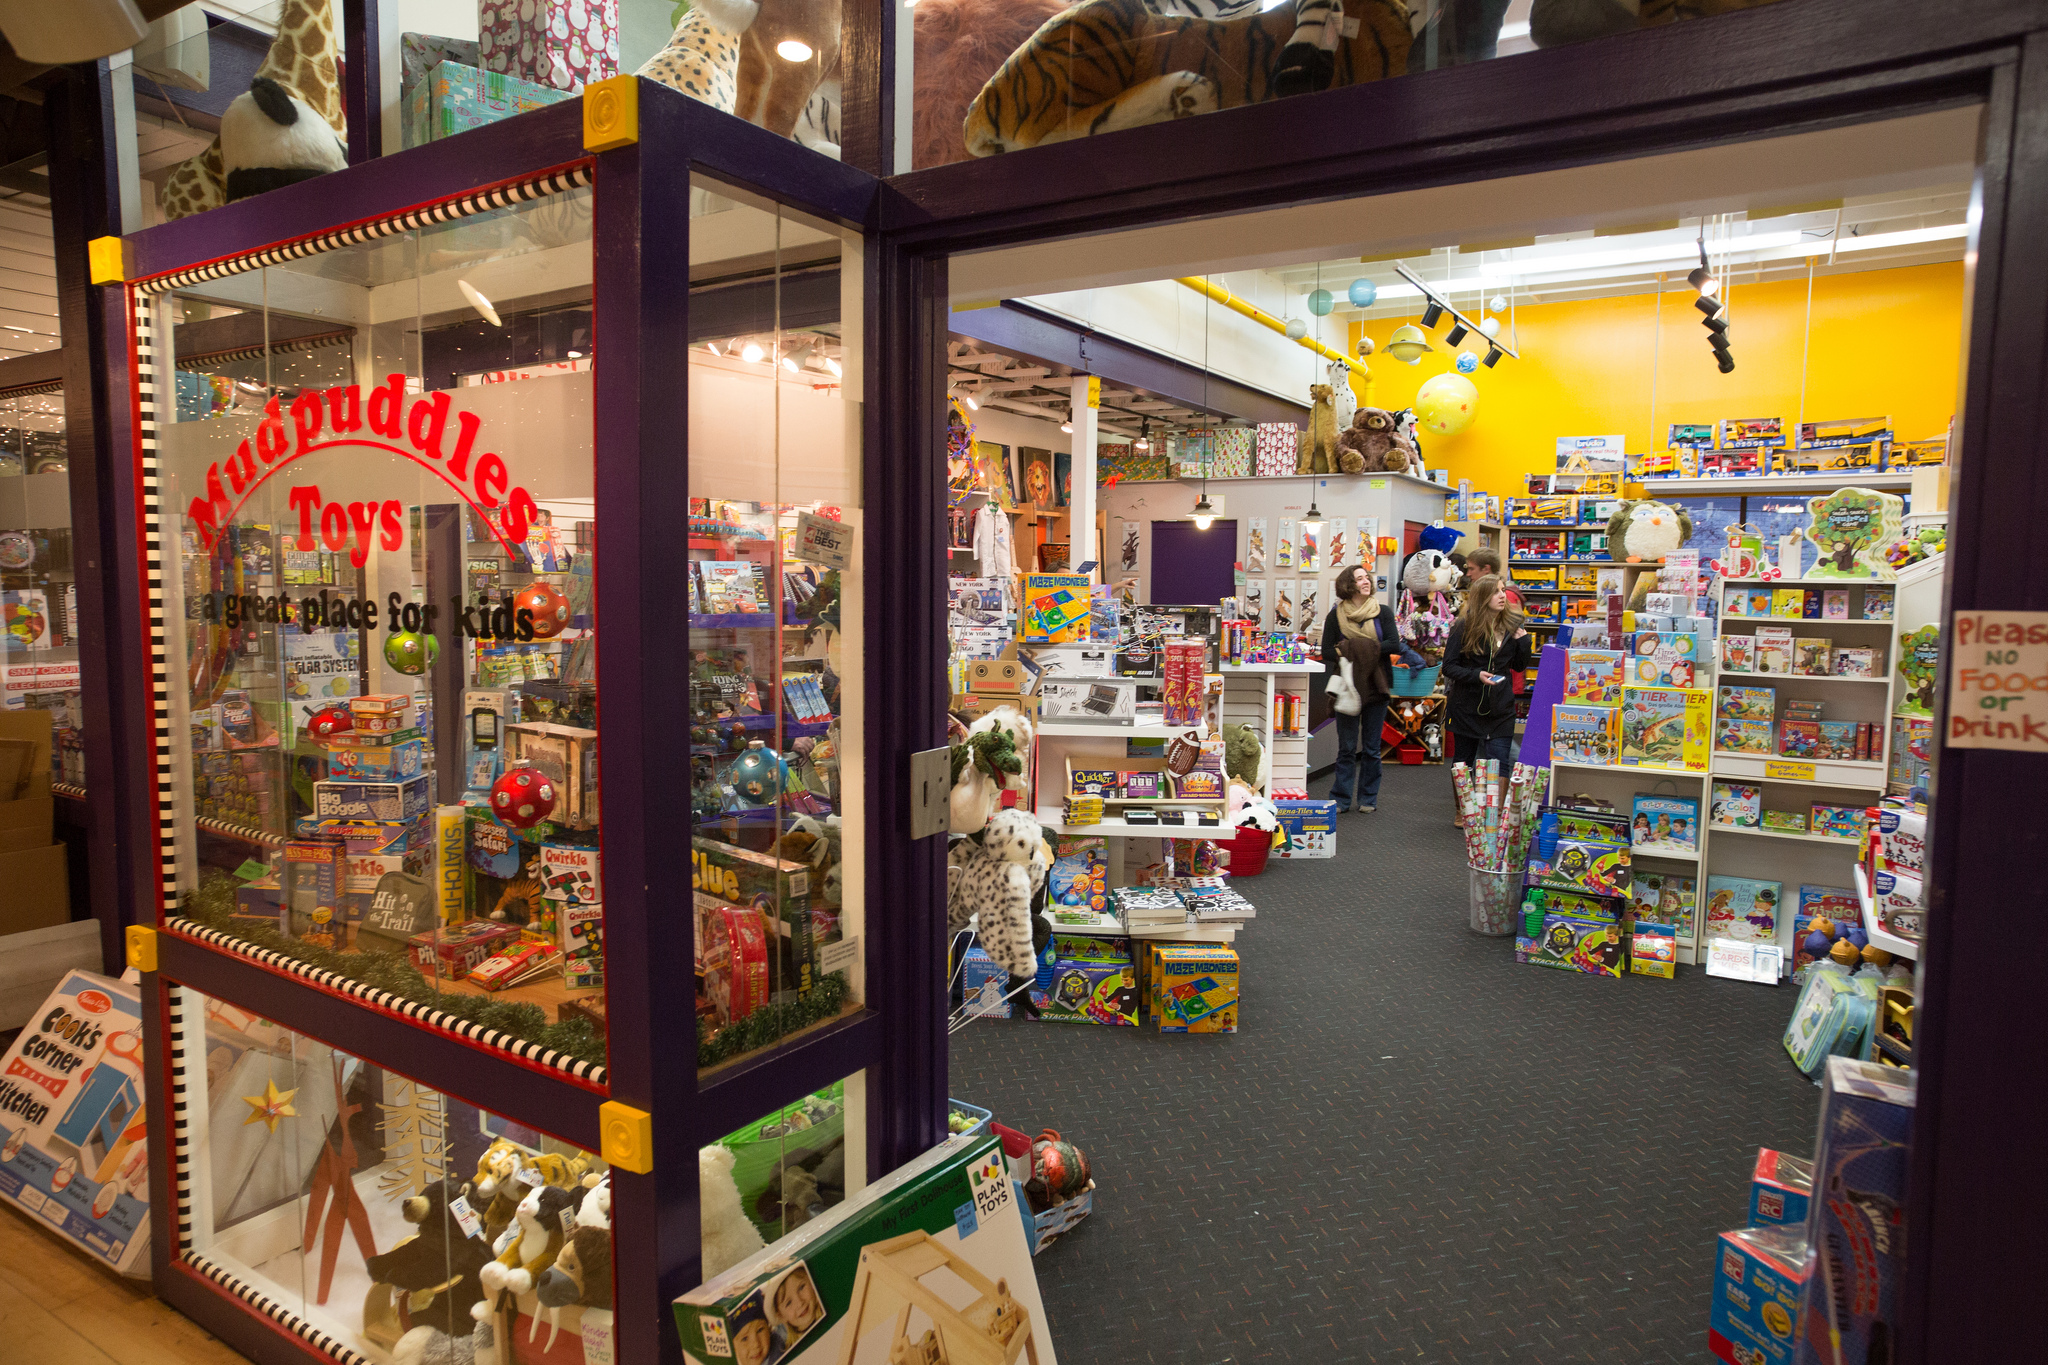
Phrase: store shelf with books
[
  {"left": 1637, "top": 473, "right": 1913, "bottom": 495},
  {"left": 1711, "top": 753, "right": 1889, "bottom": 788},
  {"left": 1718, "top": 670, "right": 1890, "bottom": 684}
]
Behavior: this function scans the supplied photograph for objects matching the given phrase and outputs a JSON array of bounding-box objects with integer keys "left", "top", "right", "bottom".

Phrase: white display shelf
[
  {"left": 1632, "top": 847, "right": 1702, "bottom": 862},
  {"left": 1721, "top": 618, "right": 1897, "bottom": 631},
  {"left": 1711, "top": 753, "right": 1887, "bottom": 788},
  {"left": 1716, "top": 670, "right": 1890, "bottom": 684},
  {"left": 1711, "top": 824, "right": 1862, "bottom": 849},
  {"left": 1550, "top": 760, "right": 1708, "bottom": 779},
  {"left": 1033, "top": 808, "right": 1230, "bottom": 838},
  {"left": 1047, "top": 911, "right": 1239, "bottom": 942},
  {"left": 1643, "top": 474, "right": 1911, "bottom": 494},
  {"left": 1037, "top": 720, "right": 1188, "bottom": 739},
  {"left": 1853, "top": 864, "right": 1921, "bottom": 960},
  {"left": 1219, "top": 662, "right": 1316, "bottom": 674}
]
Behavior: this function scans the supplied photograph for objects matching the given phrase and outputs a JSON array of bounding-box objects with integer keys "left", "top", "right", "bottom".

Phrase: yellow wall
[{"left": 1348, "top": 262, "right": 1965, "bottom": 494}]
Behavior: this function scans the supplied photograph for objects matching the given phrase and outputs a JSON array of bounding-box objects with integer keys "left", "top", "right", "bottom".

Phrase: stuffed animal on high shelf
[
  {"left": 1326, "top": 356, "right": 1358, "bottom": 431},
  {"left": 479, "top": 1183, "right": 578, "bottom": 1297},
  {"left": 964, "top": 0, "right": 1412, "bottom": 156},
  {"left": 1297, "top": 383, "right": 1339, "bottom": 474},
  {"left": 1530, "top": 0, "right": 1790, "bottom": 49},
  {"left": 221, "top": 75, "right": 347, "bottom": 202},
  {"left": 1608, "top": 498, "right": 1694, "bottom": 608},
  {"left": 700, "top": 1143, "right": 767, "bottom": 1278},
  {"left": 946, "top": 808, "right": 1050, "bottom": 978},
  {"left": 638, "top": 0, "right": 844, "bottom": 157},
  {"left": 1336, "top": 406, "right": 1420, "bottom": 474},
  {"left": 364, "top": 1176, "right": 491, "bottom": 1338}
]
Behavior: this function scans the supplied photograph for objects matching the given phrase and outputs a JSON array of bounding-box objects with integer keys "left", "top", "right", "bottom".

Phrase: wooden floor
[{"left": 0, "top": 1203, "right": 250, "bottom": 1365}]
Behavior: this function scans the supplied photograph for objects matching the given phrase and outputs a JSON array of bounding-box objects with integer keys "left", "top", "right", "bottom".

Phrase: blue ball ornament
[
  {"left": 1307, "top": 288, "right": 1334, "bottom": 317},
  {"left": 1455, "top": 351, "right": 1480, "bottom": 375},
  {"left": 1803, "top": 931, "right": 1832, "bottom": 958},
  {"left": 1348, "top": 279, "right": 1378, "bottom": 308}
]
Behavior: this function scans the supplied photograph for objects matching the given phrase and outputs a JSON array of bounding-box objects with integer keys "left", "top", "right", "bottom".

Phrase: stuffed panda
[
  {"left": 1606, "top": 499, "right": 1693, "bottom": 564},
  {"left": 1402, "top": 548, "right": 1460, "bottom": 600},
  {"left": 221, "top": 77, "right": 347, "bottom": 202}
]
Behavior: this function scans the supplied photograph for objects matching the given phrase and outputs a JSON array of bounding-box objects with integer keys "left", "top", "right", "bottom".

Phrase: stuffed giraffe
[{"left": 159, "top": 0, "right": 346, "bottom": 221}]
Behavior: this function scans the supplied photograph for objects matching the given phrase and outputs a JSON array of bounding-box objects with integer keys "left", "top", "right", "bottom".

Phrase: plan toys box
[
  {"left": 1710, "top": 1225, "right": 1811, "bottom": 1365},
  {"left": 313, "top": 774, "right": 432, "bottom": 822},
  {"left": 1794, "top": 1059, "right": 1915, "bottom": 1365},
  {"left": 1749, "top": 1149, "right": 1814, "bottom": 1229}
]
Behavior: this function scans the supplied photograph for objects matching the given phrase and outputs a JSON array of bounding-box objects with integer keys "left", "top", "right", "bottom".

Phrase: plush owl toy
[
  {"left": 1402, "top": 548, "right": 1460, "bottom": 600},
  {"left": 1606, "top": 499, "right": 1693, "bottom": 564}
]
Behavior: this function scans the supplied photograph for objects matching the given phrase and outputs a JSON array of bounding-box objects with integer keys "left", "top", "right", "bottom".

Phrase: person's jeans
[{"left": 1331, "top": 701, "right": 1388, "bottom": 807}]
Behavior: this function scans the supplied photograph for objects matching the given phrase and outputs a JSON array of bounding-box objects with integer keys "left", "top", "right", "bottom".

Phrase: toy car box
[
  {"left": 1710, "top": 1225, "right": 1811, "bottom": 1365},
  {"left": 1795, "top": 1059, "right": 1915, "bottom": 1365},
  {"left": 313, "top": 774, "right": 432, "bottom": 822},
  {"left": 1749, "top": 1149, "right": 1814, "bottom": 1229}
]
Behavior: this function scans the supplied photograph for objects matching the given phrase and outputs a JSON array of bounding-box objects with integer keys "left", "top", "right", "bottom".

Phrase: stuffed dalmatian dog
[{"left": 946, "top": 809, "right": 1050, "bottom": 979}]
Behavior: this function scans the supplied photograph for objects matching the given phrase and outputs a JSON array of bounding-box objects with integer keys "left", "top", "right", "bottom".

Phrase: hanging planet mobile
[
  {"left": 1348, "top": 279, "right": 1378, "bottom": 308},
  {"left": 1307, "top": 289, "right": 1334, "bottom": 317}
]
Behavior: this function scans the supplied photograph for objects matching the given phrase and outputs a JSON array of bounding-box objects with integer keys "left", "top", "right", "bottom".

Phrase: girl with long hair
[
  {"left": 1319, "top": 564, "right": 1423, "bottom": 812},
  {"left": 1441, "top": 574, "right": 1534, "bottom": 826}
]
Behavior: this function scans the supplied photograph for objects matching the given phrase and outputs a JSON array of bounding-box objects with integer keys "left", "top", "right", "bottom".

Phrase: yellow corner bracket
[
  {"left": 583, "top": 75, "right": 640, "bottom": 153},
  {"left": 599, "top": 1100, "right": 653, "bottom": 1174},
  {"left": 126, "top": 925, "right": 158, "bottom": 973},
  {"left": 88, "top": 236, "right": 127, "bottom": 285}
]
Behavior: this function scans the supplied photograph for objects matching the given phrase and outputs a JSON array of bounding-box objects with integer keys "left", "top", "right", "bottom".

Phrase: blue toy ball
[
  {"left": 1455, "top": 351, "right": 1480, "bottom": 374},
  {"left": 1307, "top": 288, "right": 1334, "bottom": 317},
  {"left": 1803, "top": 930, "right": 1832, "bottom": 958},
  {"left": 1348, "top": 279, "right": 1378, "bottom": 308},
  {"left": 1843, "top": 925, "right": 1869, "bottom": 951}
]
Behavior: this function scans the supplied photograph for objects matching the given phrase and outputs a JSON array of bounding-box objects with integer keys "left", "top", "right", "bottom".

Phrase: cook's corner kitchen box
[
  {"left": 0, "top": 969, "right": 151, "bottom": 1275},
  {"left": 674, "top": 1132, "right": 1060, "bottom": 1365}
]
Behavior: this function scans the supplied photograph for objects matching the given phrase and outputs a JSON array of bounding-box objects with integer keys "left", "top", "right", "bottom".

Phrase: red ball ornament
[
  {"left": 490, "top": 766, "right": 557, "bottom": 829},
  {"left": 516, "top": 581, "right": 572, "bottom": 639},
  {"left": 307, "top": 706, "right": 354, "bottom": 741}
]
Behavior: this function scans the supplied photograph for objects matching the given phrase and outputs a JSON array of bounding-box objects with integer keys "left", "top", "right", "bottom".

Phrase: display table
[{"left": 1219, "top": 663, "right": 1314, "bottom": 795}]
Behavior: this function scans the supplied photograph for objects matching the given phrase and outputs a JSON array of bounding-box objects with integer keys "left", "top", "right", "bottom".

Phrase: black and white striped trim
[
  {"left": 194, "top": 816, "right": 286, "bottom": 849},
  {"left": 136, "top": 166, "right": 594, "bottom": 296},
  {"left": 173, "top": 922, "right": 609, "bottom": 1085},
  {"left": 0, "top": 378, "right": 62, "bottom": 398},
  {"left": 179, "top": 331, "right": 351, "bottom": 371},
  {"left": 167, "top": 987, "right": 195, "bottom": 1248},
  {"left": 135, "top": 296, "right": 178, "bottom": 915},
  {"left": 181, "top": 1251, "right": 377, "bottom": 1365}
]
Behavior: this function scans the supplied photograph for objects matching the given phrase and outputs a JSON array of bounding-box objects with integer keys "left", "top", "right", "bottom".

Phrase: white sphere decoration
[
  {"left": 1357, "top": 336, "right": 1375, "bottom": 357},
  {"left": 1489, "top": 294, "right": 1508, "bottom": 314},
  {"left": 1479, "top": 316, "right": 1501, "bottom": 337},
  {"left": 1284, "top": 317, "right": 1307, "bottom": 340}
]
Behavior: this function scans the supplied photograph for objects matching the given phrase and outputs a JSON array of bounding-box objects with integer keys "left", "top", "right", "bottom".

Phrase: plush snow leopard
[{"left": 947, "top": 809, "right": 1050, "bottom": 980}]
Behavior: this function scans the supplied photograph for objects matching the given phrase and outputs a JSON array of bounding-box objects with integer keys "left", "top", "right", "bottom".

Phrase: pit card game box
[
  {"left": 0, "top": 971, "right": 151, "bottom": 1276},
  {"left": 1794, "top": 1059, "right": 1914, "bottom": 1365},
  {"left": 673, "top": 1133, "right": 1058, "bottom": 1365},
  {"left": 1710, "top": 1225, "right": 1811, "bottom": 1365}
]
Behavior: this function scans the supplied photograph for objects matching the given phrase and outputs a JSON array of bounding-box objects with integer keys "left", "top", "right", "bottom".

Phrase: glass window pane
[
  {"left": 144, "top": 184, "right": 608, "bottom": 1076},
  {"left": 174, "top": 987, "right": 613, "bottom": 1360},
  {"left": 703, "top": 1073, "right": 865, "bottom": 1264},
  {"left": 689, "top": 179, "right": 864, "bottom": 1075},
  {"left": 0, "top": 385, "right": 81, "bottom": 785}
]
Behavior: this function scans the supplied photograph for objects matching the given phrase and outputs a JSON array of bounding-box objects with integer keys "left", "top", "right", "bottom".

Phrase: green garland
[
  {"left": 179, "top": 873, "right": 608, "bottom": 1068},
  {"left": 697, "top": 971, "right": 851, "bottom": 1068}
]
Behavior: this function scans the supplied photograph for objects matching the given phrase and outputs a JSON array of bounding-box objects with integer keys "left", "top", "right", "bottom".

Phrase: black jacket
[{"left": 1442, "top": 620, "right": 1535, "bottom": 740}]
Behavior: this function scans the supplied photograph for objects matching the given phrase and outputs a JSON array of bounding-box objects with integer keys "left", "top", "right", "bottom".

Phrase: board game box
[
  {"left": 1717, "top": 685, "right": 1775, "bottom": 721},
  {"left": 1794, "top": 1059, "right": 1914, "bottom": 1365},
  {"left": 1516, "top": 913, "right": 1627, "bottom": 977},
  {"left": 1551, "top": 704, "right": 1619, "bottom": 766},
  {"left": 1711, "top": 782, "right": 1761, "bottom": 827},
  {"left": 1717, "top": 718, "right": 1776, "bottom": 754},
  {"left": 1563, "top": 649, "right": 1625, "bottom": 706},
  {"left": 1705, "top": 874, "right": 1783, "bottom": 945},
  {"left": 1630, "top": 794, "right": 1699, "bottom": 852},
  {"left": 1527, "top": 837, "right": 1631, "bottom": 898},
  {"left": 1629, "top": 922, "right": 1677, "bottom": 978},
  {"left": 1619, "top": 686, "right": 1709, "bottom": 769}
]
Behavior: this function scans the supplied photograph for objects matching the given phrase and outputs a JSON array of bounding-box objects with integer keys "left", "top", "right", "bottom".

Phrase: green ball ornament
[
  {"left": 1307, "top": 288, "right": 1334, "bottom": 317},
  {"left": 383, "top": 631, "right": 439, "bottom": 675}
]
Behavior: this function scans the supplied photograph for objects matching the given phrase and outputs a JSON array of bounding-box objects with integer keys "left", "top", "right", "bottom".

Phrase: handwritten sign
[
  {"left": 1764, "top": 759, "right": 1816, "bottom": 781},
  {"left": 1949, "top": 610, "right": 2048, "bottom": 752},
  {"left": 794, "top": 511, "right": 854, "bottom": 569}
]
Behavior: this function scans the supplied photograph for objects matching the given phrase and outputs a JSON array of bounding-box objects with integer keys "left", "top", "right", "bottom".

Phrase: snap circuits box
[
  {"left": 1749, "top": 1149, "right": 1814, "bottom": 1229},
  {"left": 1148, "top": 943, "right": 1239, "bottom": 1032},
  {"left": 1710, "top": 1225, "right": 1811, "bottom": 1365},
  {"left": 1794, "top": 1058, "right": 1914, "bottom": 1365}
]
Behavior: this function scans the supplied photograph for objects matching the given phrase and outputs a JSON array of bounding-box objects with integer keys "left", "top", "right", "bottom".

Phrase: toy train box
[
  {"left": 1515, "top": 913, "right": 1626, "bottom": 977},
  {"left": 408, "top": 918, "right": 519, "bottom": 980},
  {"left": 1527, "top": 838, "right": 1631, "bottom": 898},
  {"left": 1710, "top": 1225, "right": 1811, "bottom": 1365},
  {"left": 1149, "top": 943, "right": 1240, "bottom": 1033},
  {"left": 313, "top": 773, "right": 432, "bottom": 822},
  {"left": 1718, "top": 416, "right": 1786, "bottom": 450},
  {"left": 0, "top": 970, "right": 151, "bottom": 1275},
  {"left": 1795, "top": 1059, "right": 1915, "bottom": 1365},
  {"left": 1749, "top": 1149, "right": 1814, "bottom": 1229}
]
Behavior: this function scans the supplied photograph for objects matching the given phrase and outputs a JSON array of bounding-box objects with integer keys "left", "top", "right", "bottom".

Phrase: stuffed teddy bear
[
  {"left": 1336, "top": 406, "right": 1421, "bottom": 474},
  {"left": 1221, "top": 722, "right": 1266, "bottom": 790},
  {"left": 365, "top": 1176, "right": 491, "bottom": 1337},
  {"left": 700, "top": 1143, "right": 766, "bottom": 1278},
  {"left": 1297, "top": 383, "right": 1338, "bottom": 474},
  {"left": 945, "top": 808, "right": 1049, "bottom": 978}
]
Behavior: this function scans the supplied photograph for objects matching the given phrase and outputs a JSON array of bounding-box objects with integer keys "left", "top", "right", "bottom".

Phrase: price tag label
[
  {"left": 515, "top": 1165, "right": 544, "bottom": 1187},
  {"left": 448, "top": 1195, "right": 484, "bottom": 1241},
  {"left": 1764, "top": 759, "right": 1816, "bottom": 781},
  {"left": 795, "top": 511, "right": 854, "bottom": 569},
  {"left": 820, "top": 936, "right": 860, "bottom": 977}
]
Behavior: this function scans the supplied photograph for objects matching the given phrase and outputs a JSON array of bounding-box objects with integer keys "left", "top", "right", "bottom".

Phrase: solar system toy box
[
  {"left": 1794, "top": 1058, "right": 1915, "bottom": 1365},
  {"left": 1515, "top": 914, "right": 1626, "bottom": 977},
  {"left": 1709, "top": 1225, "right": 1811, "bottom": 1365},
  {"left": 1527, "top": 838, "right": 1631, "bottom": 898}
]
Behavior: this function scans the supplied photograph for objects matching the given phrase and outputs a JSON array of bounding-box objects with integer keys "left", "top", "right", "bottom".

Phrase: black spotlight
[
  {"left": 1482, "top": 345, "right": 1504, "bottom": 368},
  {"left": 1420, "top": 301, "right": 1445, "bottom": 328},
  {"left": 1694, "top": 294, "right": 1723, "bottom": 318},
  {"left": 1445, "top": 320, "right": 1470, "bottom": 346},
  {"left": 1717, "top": 353, "right": 1737, "bottom": 374}
]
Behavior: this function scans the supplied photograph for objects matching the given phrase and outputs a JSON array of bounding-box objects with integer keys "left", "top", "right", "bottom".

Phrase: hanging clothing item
[{"left": 974, "top": 503, "right": 1016, "bottom": 584}]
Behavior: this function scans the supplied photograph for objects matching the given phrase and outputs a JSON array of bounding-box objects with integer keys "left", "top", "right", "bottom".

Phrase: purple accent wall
[{"left": 1150, "top": 519, "right": 1238, "bottom": 606}]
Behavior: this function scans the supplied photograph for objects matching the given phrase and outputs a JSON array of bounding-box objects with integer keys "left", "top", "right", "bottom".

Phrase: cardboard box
[
  {"left": 1749, "top": 1149, "right": 1813, "bottom": 1229},
  {"left": 1152, "top": 943, "right": 1239, "bottom": 1032},
  {"left": 1029, "top": 956, "right": 1139, "bottom": 1025},
  {"left": 1795, "top": 1059, "right": 1914, "bottom": 1365},
  {"left": 320, "top": 734, "right": 425, "bottom": 779},
  {"left": 409, "top": 919, "right": 520, "bottom": 979},
  {"left": 966, "top": 656, "right": 1030, "bottom": 695},
  {"left": 478, "top": 0, "right": 618, "bottom": 92},
  {"left": 505, "top": 721, "right": 599, "bottom": 825},
  {"left": 0, "top": 841, "right": 67, "bottom": 933},
  {"left": 402, "top": 57, "right": 574, "bottom": 148},
  {"left": 313, "top": 774, "right": 432, "bottom": 822},
  {"left": 1274, "top": 799, "right": 1338, "bottom": 859},
  {"left": 1709, "top": 1226, "right": 1811, "bottom": 1365},
  {"left": 960, "top": 946, "right": 1011, "bottom": 1018}
]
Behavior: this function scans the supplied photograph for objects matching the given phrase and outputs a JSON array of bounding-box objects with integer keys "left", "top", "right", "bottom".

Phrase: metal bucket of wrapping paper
[{"left": 1467, "top": 864, "right": 1519, "bottom": 936}]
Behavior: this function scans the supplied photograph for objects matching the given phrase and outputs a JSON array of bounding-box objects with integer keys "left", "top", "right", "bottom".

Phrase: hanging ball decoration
[
  {"left": 1284, "top": 317, "right": 1308, "bottom": 340},
  {"left": 383, "top": 631, "right": 439, "bottom": 676},
  {"left": 1357, "top": 336, "right": 1375, "bottom": 357},
  {"left": 307, "top": 705, "right": 354, "bottom": 741},
  {"left": 516, "top": 580, "right": 573, "bottom": 639},
  {"left": 1307, "top": 288, "right": 1335, "bottom": 317},
  {"left": 1348, "top": 279, "right": 1378, "bottom": 308},
  {"left": 1489, "top": 294, "right": 1508, "bottom": 314},
  {"left": 491, "top": 766, "right": 558, "bottom": 829},
  {"left": 1414, "top": 372, "right": 1481, "bottom": 437},
  {"left": 1479, "top": 316, "right": 1501, "bottom": 338},
  {"left": 1385, "top": 324, "right": 1434, "bottom": 365},
  {"left": 1455, "top": 351, "right": 1481, "bottom": 375},
  {"left": 730, "top": 740, "right": 787, "bottom": 806}
]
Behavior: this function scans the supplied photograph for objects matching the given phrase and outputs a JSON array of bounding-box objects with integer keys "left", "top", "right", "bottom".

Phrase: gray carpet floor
[{"left": 949, "top": 762, "right": 1822, "bottom": 1364}]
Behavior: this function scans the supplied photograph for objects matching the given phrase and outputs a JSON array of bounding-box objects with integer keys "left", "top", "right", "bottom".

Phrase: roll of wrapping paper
[{"left": 1453, "top": 763, "right": 1487, "bottom": 867}]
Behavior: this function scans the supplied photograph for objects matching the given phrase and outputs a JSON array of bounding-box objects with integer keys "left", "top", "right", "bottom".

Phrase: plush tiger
[
  {"left": 964, "top": 0, "right": 1410, "bottom": 157},
  {"left": 1140, "top": 0, "right": 1348, "bottom": 96}
]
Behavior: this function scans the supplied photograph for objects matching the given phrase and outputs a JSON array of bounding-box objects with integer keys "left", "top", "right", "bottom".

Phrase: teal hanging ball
[
  {"left": 1348, "top": 279, "right": 1378, "bottom": 308},
  {"left": 1307, "top": 288, "right": 1334, "bottom": 317}
]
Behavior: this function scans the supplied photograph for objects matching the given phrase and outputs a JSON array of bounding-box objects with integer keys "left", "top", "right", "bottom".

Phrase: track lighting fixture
[
  {"left": 1420, "top": 301, "right": 1445, "bottom": 329},
  {"left": 1691, "top": 238, "right": 1733, "bottom": 371}
]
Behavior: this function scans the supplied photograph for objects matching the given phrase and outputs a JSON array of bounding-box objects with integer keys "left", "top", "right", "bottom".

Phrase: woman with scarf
[
  {"left": 1441, "top": 573, "right": 1534, "bottom": 826},
  {"left": 1320, "top": 566, "right": 1425, "bottom": 812}
]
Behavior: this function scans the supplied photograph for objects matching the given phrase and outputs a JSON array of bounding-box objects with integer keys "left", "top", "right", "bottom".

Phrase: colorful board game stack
[{"left": 1514, "top": 803, "right": 1632, "bottom": 976}]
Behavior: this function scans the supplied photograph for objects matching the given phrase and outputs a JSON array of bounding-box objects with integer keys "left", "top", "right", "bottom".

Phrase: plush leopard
[
  {"left": 946, "top": 809, "right": 1050, "bottom": 980},
  {"left": 637, "top": 3, "right": 746, "bottom": 111}
]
